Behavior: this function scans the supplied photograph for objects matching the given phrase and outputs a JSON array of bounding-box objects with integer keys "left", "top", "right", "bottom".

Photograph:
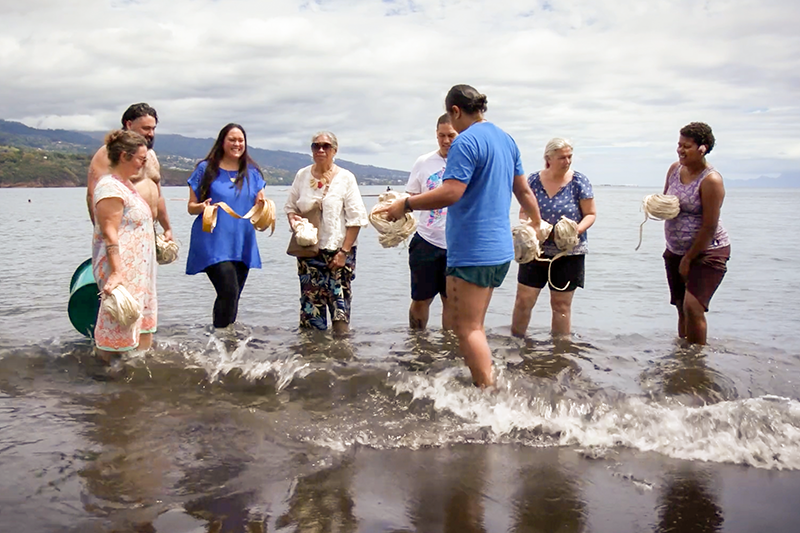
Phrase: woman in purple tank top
[{"left": 662, "top": 122, "right": 730, "bottom": 345}]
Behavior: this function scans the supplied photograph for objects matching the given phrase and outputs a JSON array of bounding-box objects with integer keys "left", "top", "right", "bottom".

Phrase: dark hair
[
  {"left": 104, "top": 129, "right": 147, "bottom": 165},
  {"left": 121, "top": 103, "right": 158, "bottom": 128},
  {"left": 445, "top": 85, "right": 488, "bottom": 115},
  {"left": 196, "top": 123, "right": 263, "bottom": 201},
  {"left": 436, "top": 113, "right": 451, "bottom": 128},
  {"left": 680, "top": 122, "right": 715, "bottom": 154}
]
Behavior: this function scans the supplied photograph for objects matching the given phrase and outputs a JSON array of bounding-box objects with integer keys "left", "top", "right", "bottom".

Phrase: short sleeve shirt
[
  {"left": 443, "top": 122, "right": 524, "bottom": 267},
  {"left": 406, "top": 150, "right": 448, "bottom": 249},
  {"left": 527, "top": 171, "right": 594, "bottom": 256},
  {"left": 186, "top": 162, "right": 266, "bottom": 275}
]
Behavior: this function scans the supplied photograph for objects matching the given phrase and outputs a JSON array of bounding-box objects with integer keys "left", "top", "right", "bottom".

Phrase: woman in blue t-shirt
[
  {"left": 379, "top": 84, "right": 546, "bottom": 388},
  {"left": 186, "top": 123, "right": 266, "bottom": 328},
  {"left": 511, "top": 138, "right": 596, "bottom": 339}
]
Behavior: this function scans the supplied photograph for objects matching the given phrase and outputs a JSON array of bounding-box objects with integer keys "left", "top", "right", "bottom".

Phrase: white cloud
[{"left": 1, "top": 0, "right": 798, "bottom": 183}]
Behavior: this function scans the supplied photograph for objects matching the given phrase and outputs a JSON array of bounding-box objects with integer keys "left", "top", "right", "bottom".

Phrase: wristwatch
[{"left": 403, "top": 197, "right": 413, "bottom": 213}]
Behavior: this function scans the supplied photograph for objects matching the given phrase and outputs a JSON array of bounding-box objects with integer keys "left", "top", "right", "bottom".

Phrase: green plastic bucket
[{"left": 68, "top": 258, "right": 100, "bottom": 338}]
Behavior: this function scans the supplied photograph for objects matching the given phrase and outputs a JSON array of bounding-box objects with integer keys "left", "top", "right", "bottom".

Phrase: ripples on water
[{"left": 1, "top": 186, "right": 800, "bottom": 531}]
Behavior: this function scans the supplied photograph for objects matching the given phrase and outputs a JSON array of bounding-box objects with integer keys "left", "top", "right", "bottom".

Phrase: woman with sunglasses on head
[
  {"left": 284, "top": 131, "right": 369, "bottom": 335},
  {"left": 186, "top": 123, "right": 267, "bottom": 329},
  {"left": 92, "top": 129, "right": 157, "bottom": 360}
]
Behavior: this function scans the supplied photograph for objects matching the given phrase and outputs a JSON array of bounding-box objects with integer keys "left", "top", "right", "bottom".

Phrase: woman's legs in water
[
  {"left": 205, "top": 261, "right": 249, "bottom": 328},
  {"left": 681, "top": 291, "right": 707, "bottom": 344},
  {"left": 512, "top": 284, "right": 575, "bottom": 339},
  {"left": 95, "top": 331, "right": 153, "bottom": 364},
  {"left": 549, "top": 289, "right": 575, "bottom": 339},
  {"left": 447, "top": 275, "right": 495, "bottom": 388},
  {"left": 138, "top": 333, "right": 153, "bottom": 350},
  {"left": 511, "top": 283, "right": 543, "bottom": 337}
]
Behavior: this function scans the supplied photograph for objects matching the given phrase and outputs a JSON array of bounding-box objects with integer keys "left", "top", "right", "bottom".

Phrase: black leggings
[{"left": 204, "top": 261, "right": 249, "bottom": 328}]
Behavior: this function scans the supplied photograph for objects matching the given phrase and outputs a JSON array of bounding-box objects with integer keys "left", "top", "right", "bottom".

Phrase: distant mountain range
[
  {"left": 726, "top": 172, "right": 800, "bottom": 188},
  {"left": 3, "top": 119, "right": 797, "bottom": 189},
  {"left": 0, "top": 119, "right": 407, "bottom": 187}
]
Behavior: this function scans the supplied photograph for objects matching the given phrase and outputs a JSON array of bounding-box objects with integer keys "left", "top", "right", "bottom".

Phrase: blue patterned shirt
[{"left": 527, "top": 171, "right": 594, "bottom": 256}]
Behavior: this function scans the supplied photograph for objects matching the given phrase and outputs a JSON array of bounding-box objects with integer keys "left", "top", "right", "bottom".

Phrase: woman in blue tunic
[{"left": 186, "top": 123, "right": 266, "bottom": 328}]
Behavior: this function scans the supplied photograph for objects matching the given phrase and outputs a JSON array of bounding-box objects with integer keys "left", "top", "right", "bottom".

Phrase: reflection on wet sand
[
  {"left": 511, "top": 458, "right": 587, "bottom": 533},
  {"left": 656, "top": 468, "right": 723, "bottom": 532},
  {"left": 76, "top": 376, "right": 277, "bottom": 532},
  {"left": 0, "top": 330, "right": 794, "bottom": 532},
  {"left": 406, "top": 446, "right": 488, "bottom": 533},
  {"left": 77, "top": 389, "right": 175, "bottom": 531},
  {"left": 276, "top": 460, "right": 358, "bottom": 533}
]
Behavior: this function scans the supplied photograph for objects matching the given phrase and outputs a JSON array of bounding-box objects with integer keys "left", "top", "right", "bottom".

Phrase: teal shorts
[{"left": 446, "top": 262, "right": 510, "bottom": 289}]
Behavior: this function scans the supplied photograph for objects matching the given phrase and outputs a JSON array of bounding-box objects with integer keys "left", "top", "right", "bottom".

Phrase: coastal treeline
[
  {"left": 0, "top": 145, "right": 194, "bottom": 187},
  {"left": 1, "top": 120, "right": 408, "bottom": 187},
  {"left": 0, "top": 146, "right": 93, "bottom": 187},
  {"left": 0, "top": 145, "right": 301, "bottom": 187}
]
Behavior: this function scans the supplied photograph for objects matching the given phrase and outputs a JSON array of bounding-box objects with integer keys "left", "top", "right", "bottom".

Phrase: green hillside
[
  {"left": 0, "top": 146, "right": 92, "bottom": 187},
  {"left": 0, "top": 119, "right": 407, "bottom": 187},
  {"left": 0, "top": 145, "right": 298, "bottom": 187}
]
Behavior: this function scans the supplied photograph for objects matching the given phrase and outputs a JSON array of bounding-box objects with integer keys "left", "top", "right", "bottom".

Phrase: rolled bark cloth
[
  {"left": 513, "top": 219, "right": 553, "bottom": 264},
  {"left": 155, "top": 234, "right": 179, "bottom": 265},
  {"left": 292, "top": 218, "right": 318, "bottom": 246},
  {"left": 102, "top": 285, "right": 141, "bottom": 327},
  {"left": 202, "top": 197, "right": 277, "bottom": 235},
  {"left": 553, "top": 215, "right": 579, "bottom": 252},
  {"left": 635, "top": 194, "right": 679, "bottom": 251},
  {"left": 369, "top": 190, "right": 418, "bottom": 248}
]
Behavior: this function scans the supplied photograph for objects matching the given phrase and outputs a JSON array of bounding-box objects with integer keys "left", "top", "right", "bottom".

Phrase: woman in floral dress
[{"left": 92, "top": 129, "right": 156, "bottom": 359}]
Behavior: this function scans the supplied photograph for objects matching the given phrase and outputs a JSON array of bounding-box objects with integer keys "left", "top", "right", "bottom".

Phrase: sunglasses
[{"left": 311, "top": 142, "right": 333, "bottom": 151}]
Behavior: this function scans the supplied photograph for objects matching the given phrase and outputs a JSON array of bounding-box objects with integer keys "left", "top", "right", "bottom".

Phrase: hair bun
[{"left": 104, "top": 129, "right": 125, "bottom": 145}]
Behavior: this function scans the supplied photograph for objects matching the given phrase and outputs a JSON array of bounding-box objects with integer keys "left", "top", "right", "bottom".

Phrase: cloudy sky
[{"left": 1, "top": 0, "right": 798, "bottom": 184}]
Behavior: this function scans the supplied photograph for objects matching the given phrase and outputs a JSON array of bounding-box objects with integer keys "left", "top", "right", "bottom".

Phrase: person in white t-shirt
[{"left": 405, "top": 114, "right": 458, "bottom": 330}]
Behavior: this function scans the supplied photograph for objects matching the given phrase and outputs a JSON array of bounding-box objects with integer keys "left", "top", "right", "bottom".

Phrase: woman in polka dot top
[{"left": 511, "top": 138, "right": 596, "bottom": 339}]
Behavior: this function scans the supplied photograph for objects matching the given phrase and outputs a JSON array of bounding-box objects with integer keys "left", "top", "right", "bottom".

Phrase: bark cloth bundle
[
  {"left": 513, "top": 217, "right": 581, "bottom": 291},
  {"left": 102, "top": 285, "right": 141, "bottom": 327},
  {"left": 369, "top": 190, "right": 418, "bottom": 248},
  {"left": 202, "top": 197, "right": 277, "bottom": 235},
  {"left": 635, "top": 194, "right": 680, "bottom": 251}
]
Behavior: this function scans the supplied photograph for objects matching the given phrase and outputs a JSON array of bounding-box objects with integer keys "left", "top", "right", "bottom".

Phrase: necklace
[
  {"left": 310, "top": 165, "right": 337, "bottom": 190},
  {"left": 223, "top": 168, "right": 239, "bottom": 183}
]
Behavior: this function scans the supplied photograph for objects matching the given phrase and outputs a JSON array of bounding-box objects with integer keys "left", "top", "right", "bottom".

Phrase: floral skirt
[{"left": 297, "top": 248, "right": 356, "bottom": 330}]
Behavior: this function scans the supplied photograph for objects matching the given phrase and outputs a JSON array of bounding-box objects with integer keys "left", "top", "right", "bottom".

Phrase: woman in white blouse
[{"left": 284, "top": 131, "right": 369, "bottom": 334}]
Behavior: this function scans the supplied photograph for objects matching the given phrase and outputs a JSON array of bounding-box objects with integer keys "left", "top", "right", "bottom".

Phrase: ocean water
[{"left": 1, "top": 185, "right": 799, "bottom": 532}]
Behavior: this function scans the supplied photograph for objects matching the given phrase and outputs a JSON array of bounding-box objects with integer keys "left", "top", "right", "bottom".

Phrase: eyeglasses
[
  {"left": 129, "top": 153, "right": 147, "bottom": 164},
  {"left": 311, "top": 142, "right": 333, "bottom": 151}
]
